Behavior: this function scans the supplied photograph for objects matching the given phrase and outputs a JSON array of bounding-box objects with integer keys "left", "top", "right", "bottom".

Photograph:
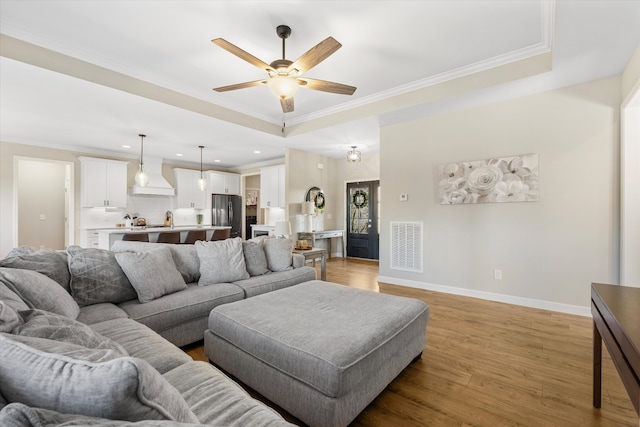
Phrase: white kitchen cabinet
[
  {"left": 173, "top": 169, "right": 207, "bottom": 209},
  {"left": 260, "top": 165, "right": 285, "bottom": 208},
  {"left": 79, "top": 157, "right": 128, "bottom": 208},
  {"left": 209, "top": 171, "right": 240, "bottom": 195}
]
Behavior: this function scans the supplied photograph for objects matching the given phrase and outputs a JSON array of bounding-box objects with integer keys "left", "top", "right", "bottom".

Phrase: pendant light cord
[{"left": 138, "top": 134, "right": 146, "bottom": 168}]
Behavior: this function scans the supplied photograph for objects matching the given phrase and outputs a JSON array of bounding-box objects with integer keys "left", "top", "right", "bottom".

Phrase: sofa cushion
[
  {"left": 2, "top": 333, "right": 123, "bottom": 363},
  {"left": 77, "top": 302, "right": 130, "bottom": 325},
  {"left": 263, "top": 238, "right": 293, "bottom": 272},
  {"left": 164, "top": 361, "right": 294, "bottom": 427},
  {"left": 0, "top": 333, "right": 199, "bottom": 423},
  {"left": 242, "top": 239, "right": 269, "bottom": 276},
  {"left": 0, "top": 301, "right": 21, "bottom": 333},
  {"left": 115, "top": 246, "right": 187, "bottom": 303},
  {"left": 232, "top": 266, "right": 317, "bottom": 298},
  {"left": 111, "top": 241, "right": 201, "bottom": 284},
  {"left": 0, "top": 402, "right": 211, "bottom": 427},
  {"left": 67, "top": 245, "right": 137, "bottom": 307},
  {"left": 14, "top": 309, "right": 127, "bottom": 354},
  {"left": 0, "top": 249, "right": 71, "bottom": 292},
  {"left": 196, "top": 238, "right": 249, "bottom": 285},
  {"left": 91, "top": 318, "right": 192, "bottom": 375},
  {"left": 0, "top": 268, "right": 80, "bottom": 319},
  {"left": 118, "top": 283, "right": 244, "bottom": 336}
]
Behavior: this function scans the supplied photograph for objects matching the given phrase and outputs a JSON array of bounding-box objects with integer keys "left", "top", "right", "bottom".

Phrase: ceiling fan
[{"left": 212, "top": 25, "right": 356, "bottom": 113}]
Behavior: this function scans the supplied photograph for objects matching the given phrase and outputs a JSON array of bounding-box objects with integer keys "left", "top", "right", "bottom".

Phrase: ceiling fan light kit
[{"left": 212, "top": 24, "right": 356, "bottom": 113}]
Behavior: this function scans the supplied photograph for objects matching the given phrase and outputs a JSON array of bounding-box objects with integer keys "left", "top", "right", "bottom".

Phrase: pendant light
[
  {"left": 347, "top": 145, "right": 361, "bottom": 163},
  {"left": 197, "top": 145, "right": 207, "bottom": 191},
  {"left": 134, "top": 134, "right": 149, "bottom": 187}
]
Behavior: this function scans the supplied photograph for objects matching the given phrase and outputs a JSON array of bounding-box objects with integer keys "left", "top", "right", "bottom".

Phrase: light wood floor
[{"left": 184, "top": 258, "right": 639, "bottom": 427}]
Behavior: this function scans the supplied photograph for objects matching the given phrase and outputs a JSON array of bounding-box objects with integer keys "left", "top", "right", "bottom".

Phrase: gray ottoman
[{"left": 203, "top": 280, "right": 429, "bottom": 427}]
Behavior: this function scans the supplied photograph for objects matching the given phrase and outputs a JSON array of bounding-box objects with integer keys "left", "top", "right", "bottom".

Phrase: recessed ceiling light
[
  {"left": 176, "top": 153, "right": 183, "bottom": 157},
  {"left": 254, "top": 150, "right": 261, "bottom": 154},
  {"left": 122, "top": 145, "right": 131, "bottom": 148}
]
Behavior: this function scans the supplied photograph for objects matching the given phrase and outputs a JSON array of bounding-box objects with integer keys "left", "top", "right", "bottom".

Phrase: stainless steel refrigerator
[{"left": 211, "top": 194, "right": 242, "bottom": 238}]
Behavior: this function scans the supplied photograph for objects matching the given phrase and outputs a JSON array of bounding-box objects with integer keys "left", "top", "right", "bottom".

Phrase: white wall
[{"left": 379, "top": 76, "right": 621, "bottom": 313}]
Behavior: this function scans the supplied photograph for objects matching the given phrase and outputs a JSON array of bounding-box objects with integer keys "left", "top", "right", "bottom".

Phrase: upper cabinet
[
  {"left": 209, "top": 171, "right": 240, "bottom": 195},
  {"left": 79, "top": 157, "right": 128, "bottom": 208},
  {"left": 260, "top": 165, "right": 285, "bottom": 208},
  {"left": 173, "top": 169, "right": 207, "bottom": 209}
]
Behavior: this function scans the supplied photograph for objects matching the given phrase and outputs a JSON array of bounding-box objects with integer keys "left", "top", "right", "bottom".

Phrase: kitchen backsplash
[{"left": 80, "top": 195, "right": 211, "bottom": 229}]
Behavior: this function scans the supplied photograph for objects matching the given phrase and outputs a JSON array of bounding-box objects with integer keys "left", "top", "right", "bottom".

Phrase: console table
[
  {"left": 591, "top": 282, "right": 640, "bottom": 418},
  {"left": 297, "top": 230, "right": 344, "bottom": 258}
]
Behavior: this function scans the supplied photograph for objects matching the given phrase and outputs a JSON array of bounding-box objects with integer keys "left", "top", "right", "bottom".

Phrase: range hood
[{"left": 130, "top": 157, "right": 175, "bottom": 196}]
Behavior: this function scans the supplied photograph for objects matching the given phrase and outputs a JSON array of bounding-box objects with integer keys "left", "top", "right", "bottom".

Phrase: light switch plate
[{"left": 400, "top": 194, "right": 408, "bottom": 202}]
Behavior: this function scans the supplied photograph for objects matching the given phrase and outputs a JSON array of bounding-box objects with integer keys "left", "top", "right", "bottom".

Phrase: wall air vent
[{"left": 390, "top": 221, "right": 423, "bottom": 273}]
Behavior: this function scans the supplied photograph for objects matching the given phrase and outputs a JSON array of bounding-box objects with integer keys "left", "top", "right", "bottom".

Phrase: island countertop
[{"left": 97, "top": 226, "right": 231, "bottom": 249}]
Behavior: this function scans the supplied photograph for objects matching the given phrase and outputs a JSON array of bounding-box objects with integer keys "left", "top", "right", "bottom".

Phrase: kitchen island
[{"left": 97, "top": 226, "right": 231, "bottom": 250}]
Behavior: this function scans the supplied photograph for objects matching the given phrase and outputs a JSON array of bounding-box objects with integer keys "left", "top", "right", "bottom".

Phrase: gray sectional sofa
[{"left": 0, "top": 237, "right": 316, "bottom": 426}]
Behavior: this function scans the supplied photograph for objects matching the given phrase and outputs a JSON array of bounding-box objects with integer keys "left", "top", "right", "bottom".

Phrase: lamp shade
[
  {"left": 275, "top": 221, "right": 291, "bottom": 238},
  {"left": 302, "top": 201, "right": 315, "bottom": 215}
]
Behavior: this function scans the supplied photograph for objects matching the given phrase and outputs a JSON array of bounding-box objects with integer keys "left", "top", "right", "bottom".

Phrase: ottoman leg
[{"left": 412, "top": 351, "right": 423, "bottom": 363}]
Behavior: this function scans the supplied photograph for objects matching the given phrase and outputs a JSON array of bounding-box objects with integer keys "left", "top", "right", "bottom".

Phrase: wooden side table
[
  {"left": 297, "top": 230, "right": 344, "bottom": 258},
  {"left": 591, "top": 282, "right": 640, "bottom": 418},
  {"left": 293, "top": 247, "right": 327, "bottom": 281}
]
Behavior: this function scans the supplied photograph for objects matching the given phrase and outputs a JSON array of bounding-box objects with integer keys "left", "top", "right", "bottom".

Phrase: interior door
[{"left": 346, "top": 181, "right": 379, "bottom": 259}]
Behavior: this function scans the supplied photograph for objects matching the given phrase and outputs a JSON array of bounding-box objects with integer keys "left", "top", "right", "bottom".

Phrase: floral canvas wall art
[{"left": 439, "top": 153, "right": 539, "bottom": 204}]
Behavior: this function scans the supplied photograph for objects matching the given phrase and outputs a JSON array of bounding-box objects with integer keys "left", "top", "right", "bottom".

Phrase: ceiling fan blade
[
  {"left": 213, "top": 80, "right": 267, "bottom": 92},
  {"left": 212, "top": 38, "right": 274, "bottom": 72},
  {"left": 289, "top": 37, "right": 341, "bottom": 74},
  {"left": 280, "top": 97, "right": 294, "bottom": 113},
  {"left": 298, "top": 78, "right": 356, "bottom": 95}
]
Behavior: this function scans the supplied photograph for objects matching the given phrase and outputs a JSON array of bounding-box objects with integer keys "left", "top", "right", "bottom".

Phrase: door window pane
[{"left": 349, "top": 187, "right": 370, "bottom": 234}]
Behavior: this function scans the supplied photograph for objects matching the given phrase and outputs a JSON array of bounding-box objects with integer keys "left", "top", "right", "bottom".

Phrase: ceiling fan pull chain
[{"left": 282, "top": 111, "right": 286, "bottom": 134}]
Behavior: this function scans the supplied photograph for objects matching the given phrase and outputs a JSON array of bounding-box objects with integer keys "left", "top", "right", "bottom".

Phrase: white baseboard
[{"left": 377, "top": 275, "right": 591, "bottom": 317}]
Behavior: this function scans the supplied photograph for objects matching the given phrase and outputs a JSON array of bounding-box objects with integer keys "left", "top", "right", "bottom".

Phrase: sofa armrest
[{"left": 292, "top": 253, "right": 305, "bottom": 269}]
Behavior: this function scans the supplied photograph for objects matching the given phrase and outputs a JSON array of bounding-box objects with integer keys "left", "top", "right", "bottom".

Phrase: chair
[
  {"left": 183, "top": 229, "right": 207, "bottom": 244},
  {"left": 210, "top": 228, "right": 231, "bottom": 241},
  {"left": 157, "top": 231, "right": 181, "bottom": 244},
  {"left": 122, "top": 233, "right": 149, "bottom": 242}
]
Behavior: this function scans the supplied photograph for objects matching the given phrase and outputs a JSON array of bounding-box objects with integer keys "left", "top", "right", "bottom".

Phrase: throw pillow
[
  {"left": 0, "top": 302, "right": 21, "bottom": 333},
  {"left": 0, "top": 282, "right": 29, "bottom": 314},
  {"left": 115, "top": 246, "right": 187, "bottom": 303},
  {"left": 263, "top": 238, "right": 294, "bottom": 272},
  {"left": 0, "top": 334, "right": 199, "bottom": 423},
  {"left": 0, "top": 249, "right": 71, "bottom": 292},
  {"left": 196, "top": 238, "right": 250, "bottom": 285},
  {"left": 0, "top": 268, "right": 80, "bottom": 319},
  {"left": 111, "top": 241, "right": 201, "bottom": 284},
  {"left": 67, "top": 245, "right": 137, "bottom": 307},
  {"left": 242, "top": 239, "right": 269, "bottom": 276},
  {"left": 4, "top": 245, "right": 35, "bottom": 258},
  {"left": 14, "top": 309, "right": 127, "bottom": 354}
]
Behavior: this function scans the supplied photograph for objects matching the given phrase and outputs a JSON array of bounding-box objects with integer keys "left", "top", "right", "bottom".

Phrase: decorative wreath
[
  {"left": 314, "top": 192, "right": 326, "bottom": 211},
  {"left": 352, "top": 190, "right": 368, "bottom": 208}
]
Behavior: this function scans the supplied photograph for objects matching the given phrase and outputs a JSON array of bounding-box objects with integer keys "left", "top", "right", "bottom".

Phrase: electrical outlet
[
  {"left": 400, "top": 193, "right": 408, "bottom": 202},
  {"left": 39, "top": 214, "right": 46, "bottom": 221},
  {"left": 494, "top": 269, "right": 502, "bottom": 280}
]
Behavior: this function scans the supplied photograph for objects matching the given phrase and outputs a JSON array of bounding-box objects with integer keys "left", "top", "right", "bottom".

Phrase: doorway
[
  {"left": 346, "top": 180, "right": 380, "bottom": 259},
  {"left": 14, "top": 158, "right": 74, "bottom": 250}
]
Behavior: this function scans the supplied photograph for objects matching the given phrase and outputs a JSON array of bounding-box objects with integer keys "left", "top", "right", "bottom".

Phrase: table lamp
[{"left": 275, "top": 221, "right": 292, "bottom": 239}]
